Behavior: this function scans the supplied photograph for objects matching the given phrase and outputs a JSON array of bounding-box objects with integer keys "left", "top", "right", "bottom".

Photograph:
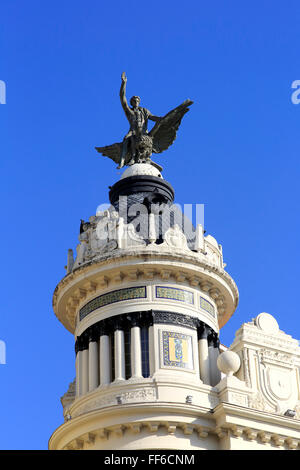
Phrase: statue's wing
[
  {"left": 95, "top": 142, "right": 122, "bottom": 164},
  {"left": 149, "top": 99, "right": 193, "bottom": 154}
]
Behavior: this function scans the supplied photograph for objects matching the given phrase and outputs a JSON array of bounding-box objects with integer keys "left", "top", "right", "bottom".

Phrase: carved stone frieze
[
  {"left": 152, "top": 310, "right": 198, "bottom": 330},
  {"left": 233, "top": 322, "right": 299, "bottom": 354},
  {"left": 259, "top": 349, "right": 295, "bottom": 368},
  {"left": 163, "top": 225, "right": 189, "bottom": 250},
  {"left": 70, "top": 387, "right": 157, "bottom": 418},
  {"left": 249, "top": 391, "right": 275, "bottom": 413}
]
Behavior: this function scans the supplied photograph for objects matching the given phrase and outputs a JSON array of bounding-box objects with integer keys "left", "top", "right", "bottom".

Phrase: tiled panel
[
  {"left": 155, "top": 286, "right": 194, "bottom": 305},
  {"left": 79, "top": 286, "right": 147, "bottom": 321},
  {"left": 200, "top": 296, "right": 215, "bottom": 317},
  {"left": 162, "top": 331, "right": 194, "bottom": 370}
]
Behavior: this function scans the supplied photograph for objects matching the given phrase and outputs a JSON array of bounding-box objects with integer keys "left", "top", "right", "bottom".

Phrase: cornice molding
[
  {"left": 214, "top": 423, "right": 300, "bottom": 449},
  {"left": 53, "top": 250, "right": 238, "bottom": 333},
  {"left": 59, "top": 419, "right": 212, "bottom": 450}
]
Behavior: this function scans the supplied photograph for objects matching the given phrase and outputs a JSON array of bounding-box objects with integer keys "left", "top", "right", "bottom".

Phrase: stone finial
[
  {"left": 66, "top": 249, "right": 74, "bottom": 273},
  {"left": 217, "top": 350, "right": 241, "bottom": 377},
  {"left": 215, "top": 350, "right": 251, "bottom": 406}
]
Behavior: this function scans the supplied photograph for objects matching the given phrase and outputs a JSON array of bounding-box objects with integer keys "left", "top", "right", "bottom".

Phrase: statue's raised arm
[
  {"left": 95, "top": 72, "right": 193, "bottom": 171},
  {"left": 119, "top": 72, "right": 131, "bottom": 119}
]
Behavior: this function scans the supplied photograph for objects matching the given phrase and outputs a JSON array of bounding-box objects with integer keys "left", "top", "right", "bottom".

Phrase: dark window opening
[
  {"left": 141, "top": 326, "right": 150, "bottom": 378},
  {"left": 110, "top": 333, "right": 115, "bottom": 382},
  {"left": 124, "top": 329, "right": 131, "bottom": 380}
]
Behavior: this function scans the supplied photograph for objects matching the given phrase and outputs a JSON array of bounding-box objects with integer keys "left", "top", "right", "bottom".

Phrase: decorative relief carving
[
  {"left": 163, "top": 225, "right": 189, "bottom": 250},
  {"left": 255, "top": 347, "right": 299, "bottom": 412},
  {"left": 153, "top": 311, "right": 197, "bottom": 330},
  {"left": 294, "top": 402, "right": 300, "bottom": 420},
  {"left": 230, "top": 313, "right": 300, "bottom": 420},
  {"left": 61, "top": 379, "right": 76, "bottom": 416},
  {"left": 249, "top": 391, "right": 275, "bottom": 413},
  {"left": 69, "top": 212, "right": 228, "bottom": 277},
  {"left": 228, "top": 392, "right": 249, "bottom": 407},
  {"left": 71, "top": 387, "right": 157, "bottom": 418},
  {"left": 234, "top": 323, "right": 298, "bottom": 353},
  {"left": 121, "top": 222, "right": 147, "bottom": 249},
  {"left": 121, "top": 389, "right": 156, "bottom": 401},
  {"left": 259, "top": 349, "right": 294, "bottom": 368},
  {"left": 266, "top": 368, "right": 292, "bottom": 401},
  {"left": 242, "top": 348, "right": 251, "bottom": 387},
  {"left": 204, "top": 242, "right": 221, "bottom": 268}
]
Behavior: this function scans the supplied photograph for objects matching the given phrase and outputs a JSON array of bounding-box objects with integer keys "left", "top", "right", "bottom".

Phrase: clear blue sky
[{"left": 0, "top": 1, "right": 299, "bottom": 450}]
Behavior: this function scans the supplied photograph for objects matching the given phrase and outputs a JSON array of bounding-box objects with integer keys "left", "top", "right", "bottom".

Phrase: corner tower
[{"left": 49, "top": 161, "right": 239, "bottom": 450}]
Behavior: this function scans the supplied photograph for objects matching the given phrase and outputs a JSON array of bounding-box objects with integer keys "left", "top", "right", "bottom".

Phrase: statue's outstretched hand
[{"left": 121, "top": 72, "right": 127, "bottom": 83}]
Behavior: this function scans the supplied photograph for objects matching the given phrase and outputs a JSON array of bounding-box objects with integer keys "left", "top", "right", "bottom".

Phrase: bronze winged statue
[{"left": 95, "top": 72, "right": 193, "bottom": 171}]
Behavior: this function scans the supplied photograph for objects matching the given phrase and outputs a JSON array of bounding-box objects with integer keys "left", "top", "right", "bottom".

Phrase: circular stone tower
[{"left": 49, "top": 163, "right": 238, "bottom": 450}]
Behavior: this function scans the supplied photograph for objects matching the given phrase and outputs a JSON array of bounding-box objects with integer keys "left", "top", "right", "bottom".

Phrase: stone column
[
  {"left": 75, "top": 340, "right": 80, "bottom": 397},
  {"left": 208, "top": 330, "right": 220, "bottom": 386},
  {"left": 211, "top": 335, "right": 221, "bottom": 385},
  {"left": 130, "top": 315, "right": 142, "bottom": 378},
  {"left": 79, "top": 332, "right": 89, "bottom": 395},
  {"left": 99, "top": 323, "right": 111, "bottom": 385},
  {"left": 198, "top": 324, "right": 211, "bottom": 385},
  {"left": 148, "top": 322, "right": 155, "bottom": 377},
  {"left": 88, "top": 327, "right": 99, "bottom": 391},
  {"left": 114, "top": 321, "right": 125, "bottom": 381}
]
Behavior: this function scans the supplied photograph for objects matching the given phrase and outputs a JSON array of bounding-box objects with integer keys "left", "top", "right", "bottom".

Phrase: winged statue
[{"left": 95, "top": 72, "right": 193, "bottom": 171}]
